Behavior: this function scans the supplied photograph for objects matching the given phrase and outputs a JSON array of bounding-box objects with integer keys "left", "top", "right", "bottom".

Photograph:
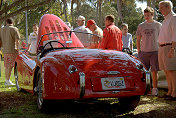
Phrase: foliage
[
  {"left": 1, "top": 0, "right": 175, "bottom": 48},
  {"left": 155, "top": 0, "right": 176, "bottom": 23}
]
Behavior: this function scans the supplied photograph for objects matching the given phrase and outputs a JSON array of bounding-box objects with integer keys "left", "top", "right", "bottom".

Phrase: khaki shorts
[{"left": 158, "top": 45, "right": 176, "bottom": 70}]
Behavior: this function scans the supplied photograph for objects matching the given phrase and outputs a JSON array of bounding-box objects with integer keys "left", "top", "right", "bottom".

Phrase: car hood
[{"left": 45, "top": 49, "right": 137, "bottom": 75}]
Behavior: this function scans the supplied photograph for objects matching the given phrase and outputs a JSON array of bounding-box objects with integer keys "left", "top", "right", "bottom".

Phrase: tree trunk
[
  {"left": 63, "top": 0, "right": 68, "bottom": 21},
  {"left": 76, "top": 0, "right": 80, "bottom": 13},
  {"left": 151, "top": 0, "right": 156, "bottom": 19},
  {"left": 117, "top": 0, "right": 123, "bottom": 25},
  {"left": 98, "top": 0, "right": 102, "bottom": 28},
  {"left": 147, "top": 0, "right": 151, "bottom": 7},
  {"left": 71, "top": 0, "right": 74, "bottom": 23}
]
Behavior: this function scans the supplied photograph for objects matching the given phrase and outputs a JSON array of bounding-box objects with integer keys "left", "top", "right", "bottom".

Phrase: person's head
[
  {"left": 76, "top": 15, "right": 85, "bottom": 26},
  {"left": 105, "top": 15, "right": 115, "bottom": 27},
  {"left": 32, "top": 24, "right": 38, "bottom": 33},
  {"left": 159, "top": 1, "right": 173, "bottom": 16},
  {"left": 144, "top": 6, "right": 154, "bottom": 22},
  {"left": 121, "top": 23, "right": 128, "bottom": 35},
  {"left": 86, "top": 19, "right": 96, "bottom": 32},
  {"left": 6, "top": 18, "right": 13, "bottom": 25}
]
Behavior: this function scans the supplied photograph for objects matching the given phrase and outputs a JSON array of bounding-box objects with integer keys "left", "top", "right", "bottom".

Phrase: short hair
[
  {"left": 159, "top": 1, "right": 173, "bottom": 10},
  {"left": 6, "top": 18, "right": 13, "bottom": 24},
  {"left": 121, "top": 23, "right": 128, "bottom": 29},
  {"left": 144, "top": 6, "right": 154, "bottom": 15},
  {"left": 105, "top": 15, "right": 115, "bottom": 23},
  {"left": 33, "top": 23, "right": 38, "bottom": 27}
]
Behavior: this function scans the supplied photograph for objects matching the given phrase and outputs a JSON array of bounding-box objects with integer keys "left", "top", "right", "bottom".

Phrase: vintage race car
[{"left": 14, "top": 14, "right": 150, "bottom": 111}]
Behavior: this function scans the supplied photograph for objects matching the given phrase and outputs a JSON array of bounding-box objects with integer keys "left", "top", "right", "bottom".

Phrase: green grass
[
  {"left": 0, "top": 61, "right": 176, "bottom": 118},
  {"left": 0, "top": 61, "right": 16, "bottom": 92}
]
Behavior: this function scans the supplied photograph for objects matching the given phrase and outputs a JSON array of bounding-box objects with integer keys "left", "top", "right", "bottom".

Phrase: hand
[{"left": 168, "top": 48, "right": 175, "bottom": 58}]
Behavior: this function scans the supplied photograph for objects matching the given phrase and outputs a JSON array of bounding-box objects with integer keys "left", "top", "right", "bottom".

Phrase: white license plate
[{"left": 101, "top": 77, "right": 126, "bottom": 90}]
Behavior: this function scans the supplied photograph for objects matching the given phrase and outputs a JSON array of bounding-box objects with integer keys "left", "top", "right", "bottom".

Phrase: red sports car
[{"left": 14, "top": 14, "right": 150, "bottom": 111}]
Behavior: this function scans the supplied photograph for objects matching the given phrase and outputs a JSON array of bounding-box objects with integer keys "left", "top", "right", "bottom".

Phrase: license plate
[{"left": 101, "top": 77, "right": 126, "bottom": 90}]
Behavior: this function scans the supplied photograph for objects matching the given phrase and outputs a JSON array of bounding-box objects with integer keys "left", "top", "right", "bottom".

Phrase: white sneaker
[
  {"left": 152, "top": 88, "right": 158, "bottom": 96},
  {"left": 4, "top": 80, "right": 15, "bottom": 86}
]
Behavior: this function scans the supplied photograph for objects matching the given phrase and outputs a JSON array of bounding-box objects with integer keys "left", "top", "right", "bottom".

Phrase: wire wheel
[{"left": 14, "top": 65, "right": 21, "bottom": 91}]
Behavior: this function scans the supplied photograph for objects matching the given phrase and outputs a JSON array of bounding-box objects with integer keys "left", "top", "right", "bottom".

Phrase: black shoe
[
  {"left": 165, "top": 96, "right": 176, "bottom": 101},
  {"left": 158, "top": 94, "right": 171, "bottom": 98}
]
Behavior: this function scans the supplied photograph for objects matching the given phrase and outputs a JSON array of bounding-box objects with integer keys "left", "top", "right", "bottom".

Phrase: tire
[
  {"left": 118, "top": 95, "right": 140, "bottom": 112},
  {"left": 14, "top": 65, "right": 21, "bottom": 91},
  {"left": 36, "top": 70, "right": 47, "bottom": 111}
]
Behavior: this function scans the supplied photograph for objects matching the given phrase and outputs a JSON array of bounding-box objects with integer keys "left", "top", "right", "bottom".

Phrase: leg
[
  {"left": 167, "top": 70, "right": 176, "bottom": 97},
  {"left": 150, "top": 51, "right": 159, "bottom": 95},
  {"left": 151, "top": 71, "right": 158, "bottom": 88},
  {"left": 5, "top": 66, "right": 13, "bottom": 81},
  {"left": 3, "top": 53, "right": 16, "bottom": 86},
  {"left": 165, "top": 70, "right": 172, "bottom": 96}
]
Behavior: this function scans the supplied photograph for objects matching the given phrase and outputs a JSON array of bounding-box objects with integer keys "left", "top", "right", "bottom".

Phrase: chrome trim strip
[
  {"left": 107, "top": 71, "right": 120, "bottom": 75},
  {"left": 79, "top": 72, "right": 85, "bottom": 98},
  {"left": 144, "top": 71, "right": 151, "bottom": 95}
]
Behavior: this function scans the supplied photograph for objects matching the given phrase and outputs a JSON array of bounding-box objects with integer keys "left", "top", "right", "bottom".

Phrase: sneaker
[
  {"left": 152, "top": 88, "right": 158, "bottom": 96},
  {"left": 4, "top": 80, "right": 15, "bottom": 86}
]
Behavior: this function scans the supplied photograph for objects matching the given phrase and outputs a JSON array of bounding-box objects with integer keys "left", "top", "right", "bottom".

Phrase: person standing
[
  {"left": 121, "top": 23, "right": 133, "bottom": 52},
  {"left": 136, "top": 6, "right": 162, "bottom": 96},
  {"left": 28, "top": 23, "right": 38, "bottom": 54},
  {"left": 158, "top": 1, "right": 176, "bottom": 100},
  {"left": 74, "top": 15, "right": 91, "bottom": 47},
  {"left": 0, "top": 18, "right": 20, "bottom": 86},
  {"left": 100, "top": 15, "right": 123, "bottom": 51},
  {"left": 86, "top": 19, "right": 103, "bottom": 48}
]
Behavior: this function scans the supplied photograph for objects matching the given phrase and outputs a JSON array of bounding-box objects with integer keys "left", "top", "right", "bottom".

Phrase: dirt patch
[
  {"left": 0, "top": 91, "right": 31, "bottom": 112},
  {"left": 0, "top": 89, "right": 176, "bottom": 118}
]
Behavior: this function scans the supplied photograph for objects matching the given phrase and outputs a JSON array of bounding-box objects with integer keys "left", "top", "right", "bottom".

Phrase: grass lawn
[
  {"left": 0, "top": 61, "right": 176, "bottom": 118},
  {"left": 0, "top": 61, "right": 16, "bottom": 92}
]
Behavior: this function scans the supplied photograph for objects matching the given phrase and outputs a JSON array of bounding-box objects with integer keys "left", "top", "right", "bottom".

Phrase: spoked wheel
[
  {"left": 14, "top": 65, "right": 21, "bottom": 91},
  {"left": 118, "top": 95, "right": 140, "bottom": 112},
  {"left": 37, "top": 70, "right": 47, "bottom": 110}
]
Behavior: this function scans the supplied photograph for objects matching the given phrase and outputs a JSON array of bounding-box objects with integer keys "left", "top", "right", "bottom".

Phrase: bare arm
[
  {"left": 136, "top": 35, "right": 141, "bottom": 53},
  {"left": 15, "top": 39, "right": 19, "bottom": 50},
  {"left": 168, "top": 41, "right": 176, "bottom": 58}
]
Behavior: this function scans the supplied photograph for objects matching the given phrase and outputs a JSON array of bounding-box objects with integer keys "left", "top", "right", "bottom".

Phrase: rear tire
[
  {"left": 118, "top": 96, "right": 140, "bottom": 112},
  {"left": 36, "top": 70, "right": 48, "bottom": 111}
]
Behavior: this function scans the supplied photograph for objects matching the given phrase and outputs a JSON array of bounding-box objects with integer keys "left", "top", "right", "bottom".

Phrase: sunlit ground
[{"left": 0, "top": 60, "right": 176, "bottom": 117}]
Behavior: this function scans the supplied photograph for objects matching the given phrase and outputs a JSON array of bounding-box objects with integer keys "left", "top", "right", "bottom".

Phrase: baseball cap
[
  {"left": 86, "top": 19, "right": 95, "bottom": 28},
  {"left": 77, "top": 16, "right": 85, "bottom": 21}
]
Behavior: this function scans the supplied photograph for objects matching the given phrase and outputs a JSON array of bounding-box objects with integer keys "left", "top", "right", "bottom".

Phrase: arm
[
  {"left": 100, "top": 28, "right": 109, "bottom": 49},
  {"left": 136, "top": 35, "right": 141, "bottom": 53},
  {"left": 130, "top": 35, "right": 133, "bottom": 51},
  {"left": 168, "top": 17, "right": 176, "bottom": 58},
  {"left": 168, "top": 41, "right": 176, "bottom": 58}
]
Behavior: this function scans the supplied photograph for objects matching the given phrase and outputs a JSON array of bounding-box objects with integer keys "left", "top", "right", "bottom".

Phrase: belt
[{"left": 159, "top": 43, "right": 172, "bottom": 47}]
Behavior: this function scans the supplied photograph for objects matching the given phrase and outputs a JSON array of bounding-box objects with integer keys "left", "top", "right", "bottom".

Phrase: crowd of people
[{"left": 0, "top": 1, "right": 175, "bottom": 101}]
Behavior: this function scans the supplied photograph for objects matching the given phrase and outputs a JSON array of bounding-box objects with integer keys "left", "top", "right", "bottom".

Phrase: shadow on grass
[{"left": 1, "top": 88, "right": 176, "bottom": 118}]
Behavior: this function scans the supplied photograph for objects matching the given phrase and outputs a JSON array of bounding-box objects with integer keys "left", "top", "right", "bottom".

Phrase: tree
[{"left": 0, "top": 0, "right": 56, "bottom": 23}]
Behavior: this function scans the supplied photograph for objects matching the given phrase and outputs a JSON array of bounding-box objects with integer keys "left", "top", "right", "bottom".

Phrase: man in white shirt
[
  {"left": 158, "top": 1, "right": 176, "bottom": 100},
  {"left": 74, "top": 16, "right": 91, "bottom": 48},
  {"left": 28, "top": 24, "right": 38, "bottom": 54}
]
